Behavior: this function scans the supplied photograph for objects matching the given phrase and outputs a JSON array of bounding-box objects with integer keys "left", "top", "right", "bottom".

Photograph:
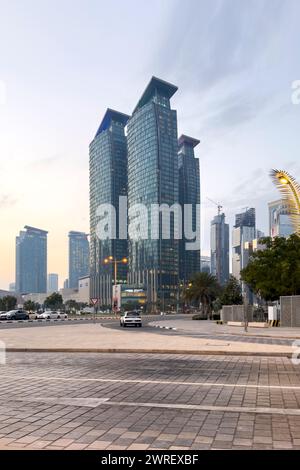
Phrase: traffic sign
[{"left": 90, "top": 298, "right": 98, "bottom": 305}]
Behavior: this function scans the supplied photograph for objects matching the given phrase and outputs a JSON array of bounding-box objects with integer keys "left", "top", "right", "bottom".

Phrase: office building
[
  {"left": 268, "top": 199, "right": 294, "bottom": 238},
  {"left": 16, "top": 226, "right": 48, "bottom": 293},
  {"left": 89, "top": 109, "right": 129, "bottom": 305},
  {"left": 232, "top": 208, "right": 256, "bottom": 281},
  {"left": 68, "top": 231, "right": 89, "bottom": 289},
  {"left": 210, "top": 213, "right": 229, "bottom": 285},
  {"left": 127, "top": 77, "right": 179, "bottom": 309},
  {"left": 9, "top": 282, "right": 15, "bottom": 292},
  {"left": 47, "top": 273, "right": 58, "bottom": 293},
  {"left": 63, "top": 279, "right": 69, "bottom": 289},
  {"left": 178, "top": 135, "right": 200, "bottom": 282},
  {"left": 201, "top": 256, "right": 211, "bottom": 273}
]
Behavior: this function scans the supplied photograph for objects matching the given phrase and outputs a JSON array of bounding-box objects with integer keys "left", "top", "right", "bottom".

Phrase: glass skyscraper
[
  {"left": 210, "top": 213, "right": 229, "bottom": 285},
  {"left": 68, "top": 231, "right": 89, "bottom": 289},
  {"left": 178, "top": 135, "right": 200, "bottom": 282},
  {"left": 16, "top": 226, "right": 48, "bottom": 294},
  {"left": 89, "top": 109, "right": 129, "bottom": 306},
  {"left": 47, "top": 273, "right": 58, "bottom": 292},
  {"left": 232, "top": 208, "right": 256, "bottom": 281},
  {"left": 127, "top": 77, "right": 179, "bottom": 310},
  {"left": 268, "top": 199, "right": 294, "bottom": 238}
]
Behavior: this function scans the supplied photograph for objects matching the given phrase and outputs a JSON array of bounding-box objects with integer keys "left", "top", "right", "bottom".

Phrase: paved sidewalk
[
  {"left": 150, "top": 319, "right": 300, "bottom": 339},
  {"left": 1, "top": 352, "right": 300, "bottom": 450},
  {"left": 0, "top": 322, "right": 295, "bottom": 356}
]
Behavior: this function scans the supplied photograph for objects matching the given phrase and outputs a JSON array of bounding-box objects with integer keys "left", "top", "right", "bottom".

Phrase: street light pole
[{"left": 103, "top": 256, "right": 128, "bottom": 314}]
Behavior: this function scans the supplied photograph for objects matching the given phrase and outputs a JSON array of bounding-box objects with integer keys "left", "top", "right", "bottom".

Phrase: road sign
[{"left": 90, "top": 298, "right": 98, "bottom": 306}]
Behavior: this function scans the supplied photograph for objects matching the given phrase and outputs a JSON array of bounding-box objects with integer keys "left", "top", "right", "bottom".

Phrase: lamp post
[
  {"left": 103, "top": 256, "right": 128, "bottom": 285},
  {"left": 103, "top": 256, "right": 128, "bottom": 313}
]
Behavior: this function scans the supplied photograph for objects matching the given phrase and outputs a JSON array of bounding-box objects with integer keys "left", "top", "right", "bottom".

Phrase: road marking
[
  {"left": 1, "top": 374, "right": 300, "bottom": 390},
  {"left": 13, "top": 396, "right": 109, "bottom": 408},
  {"left": 105, "top": 400, "right": 300, "bottom": 416},
  {"left": 7, "top": 394, "right": 300, "bottom": 416}
]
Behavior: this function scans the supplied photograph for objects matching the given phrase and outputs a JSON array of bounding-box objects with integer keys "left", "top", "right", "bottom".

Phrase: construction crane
[{"left": 207, "top": 197, "right": 223, "bottom": 215}]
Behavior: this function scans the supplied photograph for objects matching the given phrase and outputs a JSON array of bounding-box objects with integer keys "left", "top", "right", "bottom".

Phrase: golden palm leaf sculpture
[{"left": 270, "top": 169, "right": 300, "bottom": 235}]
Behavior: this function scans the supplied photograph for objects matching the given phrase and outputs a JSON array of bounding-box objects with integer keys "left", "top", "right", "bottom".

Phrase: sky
[{"left": 0, "top": 0, "right": 300, "bottom": 290}]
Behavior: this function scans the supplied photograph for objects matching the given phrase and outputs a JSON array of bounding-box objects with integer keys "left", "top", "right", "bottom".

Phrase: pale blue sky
[{"left": 0, "top": 0, "right": 300, "bottom": 288}]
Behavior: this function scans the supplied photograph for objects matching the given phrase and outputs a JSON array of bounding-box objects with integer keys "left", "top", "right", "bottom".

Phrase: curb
[
  {"left": 153, "top": 325, "right": 177, "bottom": 331},
  {"left": 4, "top": 347, "right": 292, "bottom": 357},
  {"left": 0, "top": 317, "right": 117, "bottom": 324}
]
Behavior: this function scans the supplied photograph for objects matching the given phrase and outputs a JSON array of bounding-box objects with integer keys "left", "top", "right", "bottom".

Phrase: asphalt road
[
  {"left": 0, "top": 315, "right": 295, "bottom": 345},
  {"left": 0, "top": 352, "right": 300, "bottom": 450}
]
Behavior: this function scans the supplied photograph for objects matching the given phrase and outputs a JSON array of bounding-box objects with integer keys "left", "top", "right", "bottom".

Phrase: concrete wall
[
  {"left": 280, "top": 295, "right": 300, "bottom": 327},
  {"left": 221, "top": 305, "right": 253, "bottom": 323}
]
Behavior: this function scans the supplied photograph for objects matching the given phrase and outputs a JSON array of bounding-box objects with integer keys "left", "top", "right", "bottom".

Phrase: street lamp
[{"left": 103, "top": 256, "right": 128, "bottom": 286}]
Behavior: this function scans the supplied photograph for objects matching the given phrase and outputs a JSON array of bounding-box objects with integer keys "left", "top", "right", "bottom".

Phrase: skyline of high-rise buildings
[
  {"left": 15, "top": 226, "right": 48, "bottom": 294},
  {"left": 88, "top": 77, "right": 202, "bottom": 309},
  {"left": 6, "top": 76, "right": 299, "bottom": 298}
]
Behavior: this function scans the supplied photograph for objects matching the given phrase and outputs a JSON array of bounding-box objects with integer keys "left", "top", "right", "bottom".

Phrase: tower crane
[{"left": 207, "top": 197, "right": 223, "bottom": 215}]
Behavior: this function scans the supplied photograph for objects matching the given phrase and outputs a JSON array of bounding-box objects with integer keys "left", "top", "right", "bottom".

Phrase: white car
[
  {"left": 120, "top": 311, "right": 142, "bottom": 327},
  {"left": 36, "top": 311, "right": 68, "bottom": 320}
]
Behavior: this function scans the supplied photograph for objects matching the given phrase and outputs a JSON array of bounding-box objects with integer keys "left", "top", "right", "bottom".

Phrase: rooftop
[
  {"left": 133, "top": 76, "right": 178, "bottom": 114},
  {"left": 95, "top": 108, "right": 130, "bottom": 138},
  {"left": 178, "top": 134, "right": 200, "bottom": 149},
  {"left": 24, "top": 226, "right": 48, "bottom": 235}
]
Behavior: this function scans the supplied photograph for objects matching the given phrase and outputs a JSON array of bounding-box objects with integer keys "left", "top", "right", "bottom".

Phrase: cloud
[{"left": 157, "top": 0, "right": 286, "bottom": 90}]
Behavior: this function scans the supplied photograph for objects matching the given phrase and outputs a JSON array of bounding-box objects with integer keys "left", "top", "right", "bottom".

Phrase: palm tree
[{"left": 184, "top": 272, "right": 221, "bottom": 319}]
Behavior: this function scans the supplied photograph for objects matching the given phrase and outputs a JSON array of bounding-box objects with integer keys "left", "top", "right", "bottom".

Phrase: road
[
  {"left": 0, "top": 315, "right": 295, "bottom": 346},
  {"left": 0, "top": 352, "right": 300, "bottom": 449}
]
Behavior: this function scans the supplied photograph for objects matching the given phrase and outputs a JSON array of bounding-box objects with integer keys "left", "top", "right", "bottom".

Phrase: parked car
[
  {"left": 36, "top": 311, "right": 68, "bottom": 320},
  {"left": 0, "top": 310, "right": 29, "bottom": 320},
  {"left": 120, "top": 311, "right": 142, "bottom": 327}
]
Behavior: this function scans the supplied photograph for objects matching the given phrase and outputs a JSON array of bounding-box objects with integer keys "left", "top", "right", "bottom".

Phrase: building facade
[
  {"left": 210, "top": 213, "right": 229, "bottom": 285},
  {"left": 178, "top": 135, "right": 200, "bottom": 282},
  {"left": 16, "top": 226, "right": 48, "bottom": 294},
  {"left": 201, "top": 256, "right": 211, "bottom": 273},
  {"left": 127, "top": 77, "right": 179, "bottom": 310},
  {"left": 89, "top": 109, "right": 129, "bottom": 306},
  {"left": 232, "top": 208, "right": 256, "bottom": 281},
  {"left": 268, "top": 199, "right": 294, "bottom": 238},
  {"left": 68, "top": 231, "right": 89, "bottom": 289},
  {"left": 47, "top": 273, "right": 58, "bottom": 293}
]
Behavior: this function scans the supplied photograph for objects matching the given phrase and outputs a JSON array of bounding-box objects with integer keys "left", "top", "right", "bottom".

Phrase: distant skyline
[{"left": 1, "top": 0, "right": 300, "bottom": 289}]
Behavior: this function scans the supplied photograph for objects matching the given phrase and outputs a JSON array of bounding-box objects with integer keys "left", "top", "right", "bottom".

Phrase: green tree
[
  {"left": 184, "top": 272, "right": 221, "bottom": 319},
  {"left": 219, "top": 275, "right": 243, "bottom": 306},
  {"left": 44, "top": 292, "right": 63, "bottom": 310},
  {"left": 23, "top": 300, "right": 39, "bottom": 312},
  {"left": 0, "top": 295, "right": 17, "bottom": 311},
  {"left": 241, "top": 234, "right": 300, "bottom": 301},
  {"left": 65, "top": 299, "right": 79, "bottom": 312}
]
